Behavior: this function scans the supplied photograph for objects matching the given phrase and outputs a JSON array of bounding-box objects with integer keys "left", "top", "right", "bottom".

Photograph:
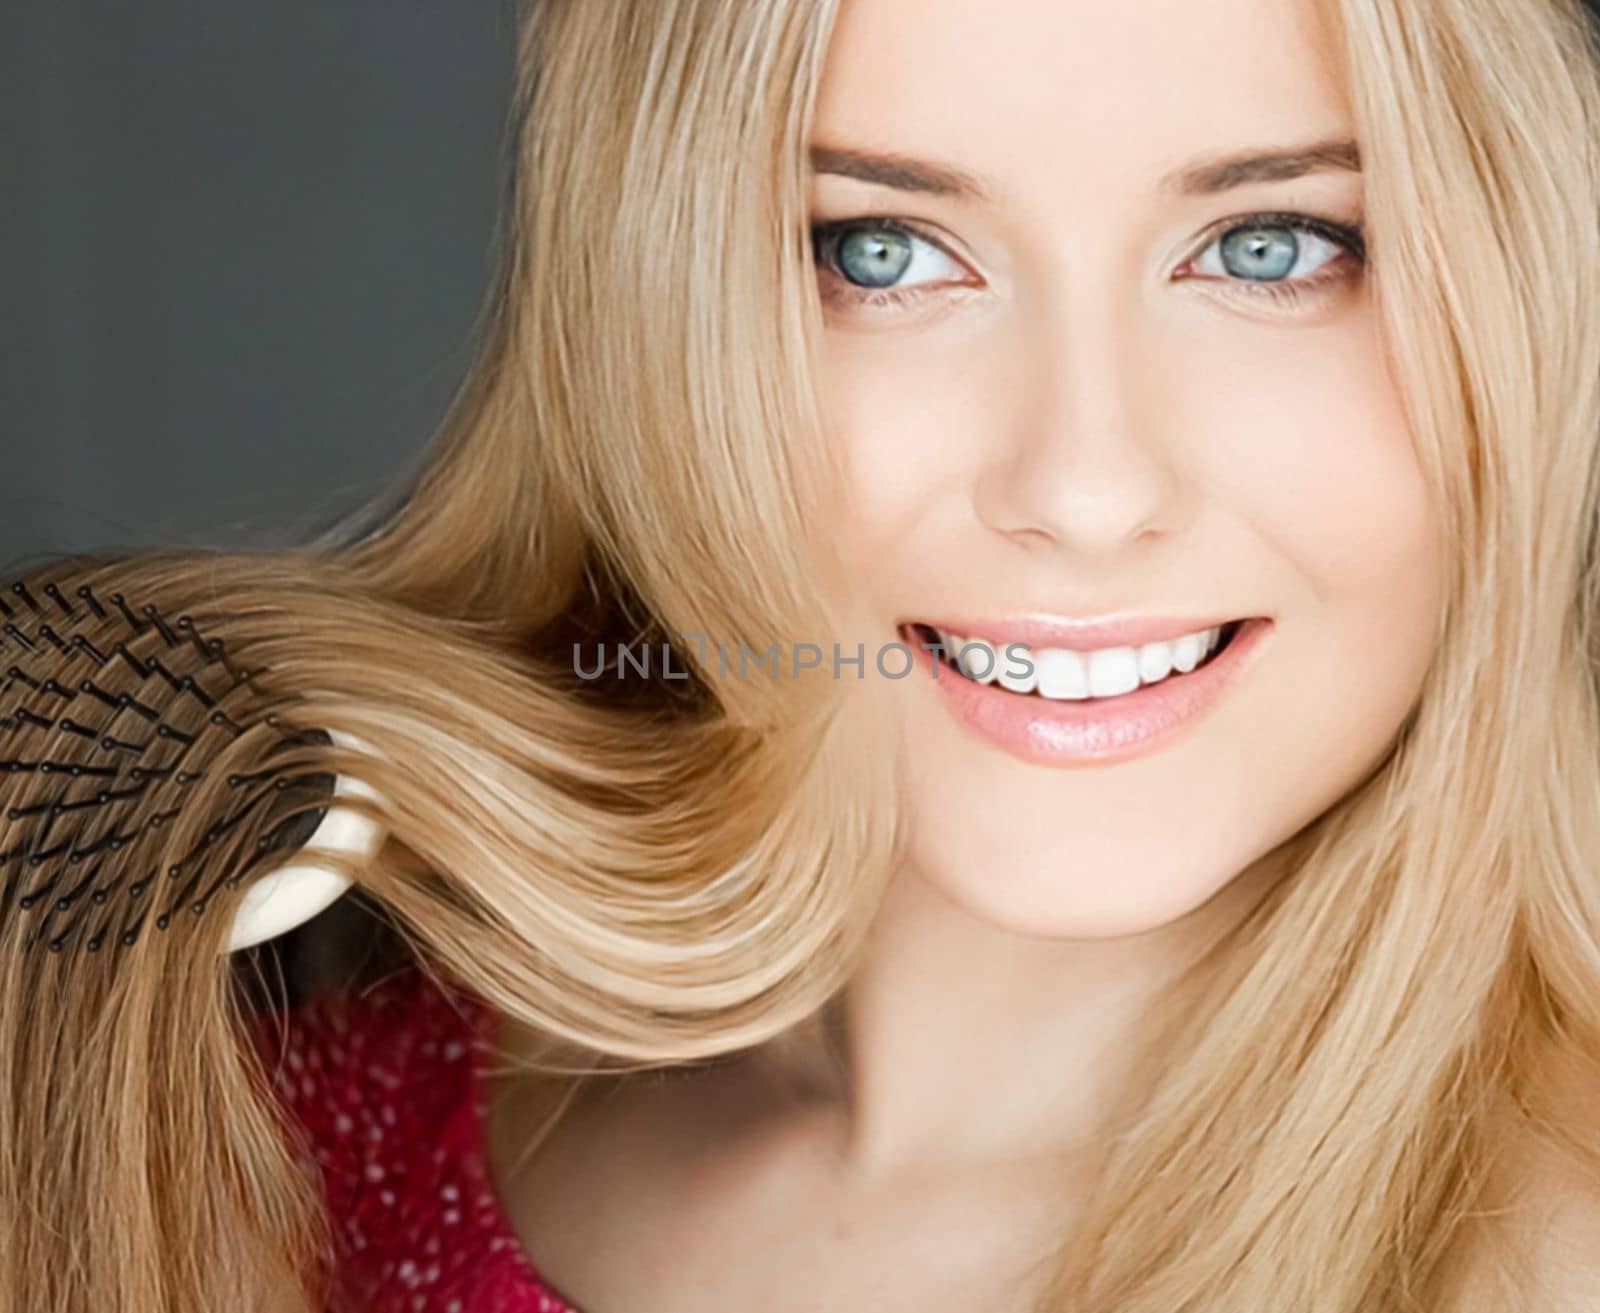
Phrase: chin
[{"left": 905, "top": 830, "right": 1253, "bottom": 942}]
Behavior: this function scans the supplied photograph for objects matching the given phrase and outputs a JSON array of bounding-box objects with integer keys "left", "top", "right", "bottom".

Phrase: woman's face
[{"left": 810, "top": 0, "right": 1446, "bottom": 937}]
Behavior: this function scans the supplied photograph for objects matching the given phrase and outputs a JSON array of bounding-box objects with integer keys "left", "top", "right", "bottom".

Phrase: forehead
[{"left": 812, "top": 0, "right": 1352, "bottom": 202}]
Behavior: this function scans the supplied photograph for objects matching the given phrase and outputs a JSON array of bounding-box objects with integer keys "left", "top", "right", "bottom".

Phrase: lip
[
  {"left": 919, "top": 612, "right": 1254, "bottom": 650},
  {"left": 903, "top": 616, "right": 1273, "bottom": 768}
]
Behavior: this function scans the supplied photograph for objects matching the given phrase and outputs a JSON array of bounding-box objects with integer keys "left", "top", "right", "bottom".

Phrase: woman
[{"left": 4, "top": 0, "right": 1600, "bottom": 1309}]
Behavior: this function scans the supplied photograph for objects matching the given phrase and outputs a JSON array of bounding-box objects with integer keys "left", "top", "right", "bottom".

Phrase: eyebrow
[{"left": 807, "top": 137, "right": 1361, "bottom": 202}]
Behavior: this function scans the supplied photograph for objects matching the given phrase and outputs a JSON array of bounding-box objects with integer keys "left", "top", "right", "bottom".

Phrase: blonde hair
[{"left": 3, "top": 0, "right": 1599, "bottom": 1309}]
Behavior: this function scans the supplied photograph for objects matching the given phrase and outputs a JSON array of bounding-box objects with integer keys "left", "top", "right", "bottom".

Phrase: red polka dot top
[{"left": 252, "top": 965, "right": 586, "bottom": 1313}]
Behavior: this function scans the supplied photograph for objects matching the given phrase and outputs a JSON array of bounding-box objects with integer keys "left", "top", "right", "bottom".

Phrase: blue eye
[
  {"left": 833, "top": 225, "right": 912, "bottom": 288},
  {"left": 811, "top": 218, "right": 968, "bottom": 305},
  {"left": 809, "top": 210, "right": 1367, "bottom": 316},
  {"left": 1192, "top": 214, "right": 1366, "bottom": 288}
]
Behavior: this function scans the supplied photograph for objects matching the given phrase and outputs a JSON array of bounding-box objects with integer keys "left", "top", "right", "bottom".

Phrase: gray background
[
  {"left": 5, "top": 1, "right": 519, "bottom": 570},
  {"left": 8, "top": 4, "right": 1600, "bottom": 573}
]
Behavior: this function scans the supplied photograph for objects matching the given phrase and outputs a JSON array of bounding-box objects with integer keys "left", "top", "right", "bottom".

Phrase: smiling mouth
[{"left": 903, "top": 619, "right": 1250, "bottom": 701}]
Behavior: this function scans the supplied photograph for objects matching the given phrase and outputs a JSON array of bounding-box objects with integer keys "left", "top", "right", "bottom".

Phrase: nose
[{"left": 972, "top": 297, "right": 1191, "bottom": 559}]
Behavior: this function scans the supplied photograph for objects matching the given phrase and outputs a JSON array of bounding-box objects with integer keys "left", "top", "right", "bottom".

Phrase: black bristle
[
  {"left": 143, "top": 606, "right": 179, "bottom": 648},
  {"left": 54, "top": 862, "right": 101, "bottom": 912},
  {"left": 1, "top": 570, "right": 336, "bottom": 965},
  {"left": 113, "top": 644, "right": 149, "bottom": 680},
  {"left": 109, "top": 593, "right": 145, "bottom": 633},
  {"left": 45, "top": 903, "right": 91, "bottom": 953},
  {"left": 209, "top": 709, "right": 245, "bottom": 737},
  {"left": 160, "top": 864, "right": 209, "bottom": 923},
  {"left": 17, "top": 866, "right": 65, "bottom": 910},
  {"left": 180, "top": 676, "right": 217, "bottom": 711},
  {"left": 89, "top": 867, "right": 128, "bottom": 906},
  {"left": 177, "top": 616, "right": 214, "bottom": 667},
  {"left": 146, "top": 656, "right": 184, "bottom": 694},
  {"left": 119, "top": 693, "right": 163, "bottom": 725},
  {"left": 117, "top": 906, "right": 151, "bottom": 948},
  {"left": 7, "top": 668, "right": 42, "bottom": 694},
  {"left": 42, "top": 583, "right": 75, "bottom": 619},
  {"left": 71, "top": 637, "right": 110, "bottom": 668},
  {"left": 28, "top": 836, "right": 73, "bottom": 867},
  {"left": 77, "top": 680, "right": 125, "bottom": 714},
  {"left": 72, "top": 827, "right": 120, "bottom": 863},
  {"left": 76, "top": 585, "right": 108, "bottom": 621}
]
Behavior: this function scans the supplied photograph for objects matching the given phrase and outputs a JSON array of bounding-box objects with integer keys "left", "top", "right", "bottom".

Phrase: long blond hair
[{"left": 3, "top": 0, "right": 1599, "bottom": 1309}]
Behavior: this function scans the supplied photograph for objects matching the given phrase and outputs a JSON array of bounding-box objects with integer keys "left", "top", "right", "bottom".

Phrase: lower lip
[{"left": 906, "top": 618, "right": 1272, "bottom": 768}]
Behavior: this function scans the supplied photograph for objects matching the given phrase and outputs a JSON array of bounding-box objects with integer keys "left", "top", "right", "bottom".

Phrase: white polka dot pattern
[{"left": 253, "top": 969, "right": 586, "bottom": 1312}]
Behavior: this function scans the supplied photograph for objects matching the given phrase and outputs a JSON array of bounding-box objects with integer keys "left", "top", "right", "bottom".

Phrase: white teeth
[
  {"left": 1035, "top": 647, "right": 1089, "bottom": 699},
  {"left": 1086, "top": 646, "right": 1141, "bottom": 698},
  {"left": 1170, "top": 632, "right": 1203, "bottom": 673},
  {"left": 954, "top": 637, "right": 1000, "bottom": 684},
  {"left": 934, "top": 623, "right": 1231, "bottom": 701},
  {"left": 995, "top": 648, "right": 1038, "bottom": 694},
  {"left": 1137, "top": 640, "right": 1173, "bottom": 683}
]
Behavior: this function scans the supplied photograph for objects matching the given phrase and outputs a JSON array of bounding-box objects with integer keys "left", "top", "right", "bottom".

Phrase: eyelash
[{"left": 808, "top": 210, "right": 1368, "bottom": 315}]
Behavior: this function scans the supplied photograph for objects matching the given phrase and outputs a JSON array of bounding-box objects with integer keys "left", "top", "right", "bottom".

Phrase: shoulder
[
  {"left": 248, "top": 968, "right": 578, "bottom": 1308},
  {"left": 249, "top": 965, "right": 494, "bottom": 1215},
  {"left": 1504, "top": 1080, "right": 1600, "bottom": 1310},
  {"left": 1447, "top": 1050, "right": 1600, "bottom": 1311}
]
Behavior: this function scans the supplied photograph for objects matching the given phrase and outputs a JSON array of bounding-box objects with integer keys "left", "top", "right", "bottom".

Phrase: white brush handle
[{"left": 224, "top": 729, "right": 386, "bottom": 952}]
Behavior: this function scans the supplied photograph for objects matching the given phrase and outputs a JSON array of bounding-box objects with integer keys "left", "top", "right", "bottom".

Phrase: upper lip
[{"left": 913, "top": 613, "right": 1261, "bottom": 651}]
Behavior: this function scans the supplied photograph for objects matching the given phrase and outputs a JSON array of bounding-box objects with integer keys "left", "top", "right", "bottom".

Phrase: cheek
[
  {"left": 1189, "top": 322, "right": 1445, "bottom": 757},
  {"left": 812, "top": 331, "right": 1006, "bottom": 603},
  {"left": 878, "top": 315, "right": 1445, "bottom": 940},
  {"left": 1188, "top": 324, "right": 1440, "bottom": 601}
]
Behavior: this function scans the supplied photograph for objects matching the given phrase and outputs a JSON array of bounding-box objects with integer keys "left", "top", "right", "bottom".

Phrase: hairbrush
[{"left": 0, "top": 557, "right": 387, "bottom": 957}]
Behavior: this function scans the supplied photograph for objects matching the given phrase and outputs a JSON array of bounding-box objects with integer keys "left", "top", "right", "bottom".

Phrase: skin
[{"left": 486, "top": 0, "right": 1451, "bottom": 1307}]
